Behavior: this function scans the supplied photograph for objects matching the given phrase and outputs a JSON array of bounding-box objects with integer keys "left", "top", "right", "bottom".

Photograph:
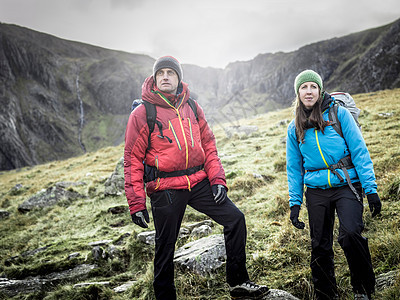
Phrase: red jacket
[{"left": 124, "top": 76, "right": 226, "bottom": 215}]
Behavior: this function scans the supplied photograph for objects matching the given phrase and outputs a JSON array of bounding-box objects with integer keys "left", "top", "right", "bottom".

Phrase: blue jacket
[{"left": 286, "top": 97, "right": 377, "bottom": 208}]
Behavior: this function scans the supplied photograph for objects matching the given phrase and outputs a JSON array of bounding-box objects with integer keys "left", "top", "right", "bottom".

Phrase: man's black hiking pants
[
  {"left": 150, "top": 179, "right": 249, "bottom": 300},
  {"left": 305, "top": 183, "right": 375, "bottom": 299}
]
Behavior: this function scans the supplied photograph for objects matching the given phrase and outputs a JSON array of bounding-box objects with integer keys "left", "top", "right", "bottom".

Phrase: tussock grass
[{"left": 1, "top": 89, "right": 400, "bottom": 299}]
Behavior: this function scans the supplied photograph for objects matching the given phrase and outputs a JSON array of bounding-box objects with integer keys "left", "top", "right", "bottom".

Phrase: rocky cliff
[
  {"left": 188, "top": 18, "right": 400, "bottom": 123},
  {"left": 0, "top": 18, "right": 399, "bottom": 170},
  {"left": 0, "top": 23, "right": 153, "bottom": 170}
]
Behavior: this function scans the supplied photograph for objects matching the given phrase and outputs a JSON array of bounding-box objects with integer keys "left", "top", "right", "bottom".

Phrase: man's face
[{"left": 155, "top": 68, "right": 179, "bottom": 94}]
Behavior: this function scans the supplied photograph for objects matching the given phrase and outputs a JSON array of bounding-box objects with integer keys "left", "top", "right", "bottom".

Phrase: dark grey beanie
[{"left": 153, "top": 56, "right": 183, "bottom": 82}]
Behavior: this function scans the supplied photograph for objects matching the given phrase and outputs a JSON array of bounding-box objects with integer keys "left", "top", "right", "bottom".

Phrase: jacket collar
[
  {"left": 142, "top": 76, "right": 190, "bottom": 109},
  {"left": 321, "top": 92, "right": 333, "bottom": 112}
]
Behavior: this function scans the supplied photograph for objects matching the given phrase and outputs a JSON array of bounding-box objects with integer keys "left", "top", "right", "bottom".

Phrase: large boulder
[
  {"left": 104, "top": 157, "right": 125, "bottom": 196},
  {"left": 18, "top": 183, "right": 86, "bottom": 212},
  {"left": 174, "top": 234, "right": 226, "bottom": 275},
  {"left": 0, "top": 264, "right": 97, "bottom": 297}
]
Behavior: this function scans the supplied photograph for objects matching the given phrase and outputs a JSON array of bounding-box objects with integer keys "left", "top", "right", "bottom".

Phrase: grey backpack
[{"left": 329, "top": 92, "right": 361, "bottom": 138}]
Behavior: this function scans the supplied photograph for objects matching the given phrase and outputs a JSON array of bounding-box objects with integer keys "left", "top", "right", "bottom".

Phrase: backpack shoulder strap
[
  {"left": 142, "top": 100, "right": 160, "bottom": 151},
  {"left": 329, "top": 102, "right": 343, "bottom": 138},
  {"left": 187, "top": 97, "right": 199, "bottom": 121}
]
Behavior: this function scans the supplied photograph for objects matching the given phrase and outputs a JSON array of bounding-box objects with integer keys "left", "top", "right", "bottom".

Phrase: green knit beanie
[{"left": 294, "top": 70, "right": 323, "bottom": 96}]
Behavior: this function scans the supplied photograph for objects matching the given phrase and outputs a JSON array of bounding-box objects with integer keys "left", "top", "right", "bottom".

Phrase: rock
[
  {"left": 0, "top": 210, "right": 10, "bottom": 219},
  {"left": 73, "top": 281, "right": 110, "bottom": 288},
  {"left": 55, "top": 181, "right": 86, "bottom": 189},
  {"left": 18, "top": 185, "right": 85, "bottom": 212},
  {"left": 137, "top": 231, "right": 156, "bottom": 245},
  {"left": 190, "top": 224, "right": 212, "bottom": 238},
  {"left": 174, "top": 234, "right": 226, "bottom": 276},
  {"left": 377, "top": 112, "right": 394, "bottom": 118},
  {"left": 114, "top": 233, "right": 131, "bottom": 245},
  {"left": 185, "top": 220, "right": 214, "bottom": 232},
  {"left": 106, "top": 245, "right": 121, "bottom": 258},
  {"left": 110, "top": 220, "right": 126, "bottom": 227},
  {"left": 88, "top": 240, "right": 113, "bottom": 247},
  {"left": 0, "top": 264, "right": 97, "bottom": 297},
  {"left": 91, "top": 246, "right": 105, "bottom": 261},
  {"left": 375, "top": 270, "right": 399, "bottom": 291},
  {"left": 178, "top": 227, "right": 190, "bottom": 239},
  {"left": 265, "top": 289, "right": 300, "bottom": 299},
  {"left": 0, "top": 277, "right": 46, "bottom": 297},
  {"left": 91, "top": 245, "right": 123, "bottom": 261},
  {"left": 104, "top": 157, "right": 125, "bottom": 196},
  {"left": 8, "top": 183, "right": 26, "bottom": 195},
  {"left": 4, "top": 245, "right": 53, "bottom": 265},
  {"left": 68, "top": 252, "right": 80, "bottom": 260},
  {"left": 113, "top": 281, "right": 136, "bottom": 293},
  {"left": 107, "top": 205, "right": 128, "bottom": 214},
  {"left": 253, "top": 173, "right": 263, "bottom": 179},
  {"left": 276, "top": 119, "right": 290, "bottom": 127},
  {"left": 21, "top": 245, "right": 52, "bottom": 257}
]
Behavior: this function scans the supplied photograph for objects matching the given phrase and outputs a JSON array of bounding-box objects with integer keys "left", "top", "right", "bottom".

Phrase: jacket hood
[{"left": 141, "top": 75, "right": 190, "bottom": 108}]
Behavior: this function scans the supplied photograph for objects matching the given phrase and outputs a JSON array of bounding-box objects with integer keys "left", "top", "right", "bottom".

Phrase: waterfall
[{"left": 76, "top": 75, "right": 86, "bottom": 153}]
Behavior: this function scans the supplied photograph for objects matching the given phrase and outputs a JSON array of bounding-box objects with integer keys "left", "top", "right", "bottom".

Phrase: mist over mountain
[{"left": 0, "top": 18, "right": 399, "bottom": 171}]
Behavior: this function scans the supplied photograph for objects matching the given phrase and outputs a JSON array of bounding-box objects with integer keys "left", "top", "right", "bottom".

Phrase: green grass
[{"left": 1, "top": 88, "right": 400, "bottom": 299}]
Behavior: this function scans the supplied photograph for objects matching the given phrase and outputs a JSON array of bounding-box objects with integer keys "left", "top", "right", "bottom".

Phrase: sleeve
[
  {"left": 338, "top": 107, "right": 377, "bottom": 194},
  {"left": 196, "top": 101, "right": 227, "bottom": 188},
  {"left": 124, "top": 106, "right": 150, "bottom": 215},
  {"left": 286, "top": 120, "right": 305, "bottom": 207}
]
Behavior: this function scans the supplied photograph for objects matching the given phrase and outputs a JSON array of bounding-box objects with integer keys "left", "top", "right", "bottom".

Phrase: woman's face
[{"left": 299, "top": 82, "right": 320, "bottom": 109}]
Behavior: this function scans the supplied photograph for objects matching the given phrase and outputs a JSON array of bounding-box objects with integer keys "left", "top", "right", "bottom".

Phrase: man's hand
[
  {"left": 367, "top": 193, "right": 382, "bottom": 217},
  {"left": 131, "top": 209, "right": 150, "bottom": 228},
  {"left": 212, "top": 184, "right": 227, "bottom": 205},
  {"left": 290, "top": 205, "right": 305, "bottom": 229}
]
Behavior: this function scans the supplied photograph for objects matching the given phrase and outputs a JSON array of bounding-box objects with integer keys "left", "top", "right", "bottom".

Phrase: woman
[{"left": 286, "top": 70, "right": 382, "bottom": 300}]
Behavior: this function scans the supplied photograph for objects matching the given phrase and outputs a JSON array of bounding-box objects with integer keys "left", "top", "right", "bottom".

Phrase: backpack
[
  {"left": 130, "top": 98, "right": 198, "bottom": 151},
  {"left": 328, "top": 92, "right": 361, "bottom": 138}
]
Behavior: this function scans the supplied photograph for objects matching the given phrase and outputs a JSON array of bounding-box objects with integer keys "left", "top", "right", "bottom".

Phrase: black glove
[
  {"left": 367, "top": 193, "right": 382, "bottom": 217},
  {"left": 211, "top": 184, "right": 227, "bottom": 205},
  {"left": 290, "top": 205, "right": 305, "bottom": 229},
  {"left": 131, "top": 209, "right": 150, "bottom": 228}
]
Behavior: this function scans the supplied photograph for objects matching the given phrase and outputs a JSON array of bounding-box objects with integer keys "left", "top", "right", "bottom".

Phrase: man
[{"left": 124, "top": 56, "right": 269, "bottom": 300}]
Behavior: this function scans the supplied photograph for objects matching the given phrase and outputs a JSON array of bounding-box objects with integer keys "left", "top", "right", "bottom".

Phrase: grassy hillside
[{"left": 1, "top": 88, "right": 399, "bottom": 299}]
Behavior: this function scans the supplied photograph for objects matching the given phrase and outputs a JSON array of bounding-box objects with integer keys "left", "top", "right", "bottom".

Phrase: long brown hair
[{"left": 294, "top": 93, "right": 328, "bottom": 143}]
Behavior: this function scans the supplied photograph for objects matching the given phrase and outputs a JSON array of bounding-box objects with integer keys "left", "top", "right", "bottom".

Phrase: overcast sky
[{"left": 1, "top": 0, "right": 399, "bottom": 68}]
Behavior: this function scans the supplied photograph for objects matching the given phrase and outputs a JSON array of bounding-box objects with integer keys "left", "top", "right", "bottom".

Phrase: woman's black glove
[
  {"left": 367, "top": 193, "right": 382, "bottom": 217},
  {"left": 290, "top": 205, "right": 305, "bottom": 229},
  {"left": 131, "top": 209, "right": 150, "bottom": 228}
]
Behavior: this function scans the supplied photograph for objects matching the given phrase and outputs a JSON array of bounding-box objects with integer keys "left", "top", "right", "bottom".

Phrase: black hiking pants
[
  {"left": 305, "top": 183, "right": 375, "bottom": 299},
  {"left": 150, "top": 178, "right": 249, "bottom": 300}
]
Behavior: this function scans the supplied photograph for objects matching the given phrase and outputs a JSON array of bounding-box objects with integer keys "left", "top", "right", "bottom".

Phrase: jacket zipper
[
  {"left": 156, "top": 92, "right": 189, "bottom": 169},
  {"left": 315, "top": 129, "right": 332, "bottom": 187}
]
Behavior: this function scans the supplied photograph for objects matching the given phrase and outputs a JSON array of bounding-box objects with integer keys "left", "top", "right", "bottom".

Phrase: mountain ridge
[{"left": 0, "top": 19, "right": 399, "bottom": 170}]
